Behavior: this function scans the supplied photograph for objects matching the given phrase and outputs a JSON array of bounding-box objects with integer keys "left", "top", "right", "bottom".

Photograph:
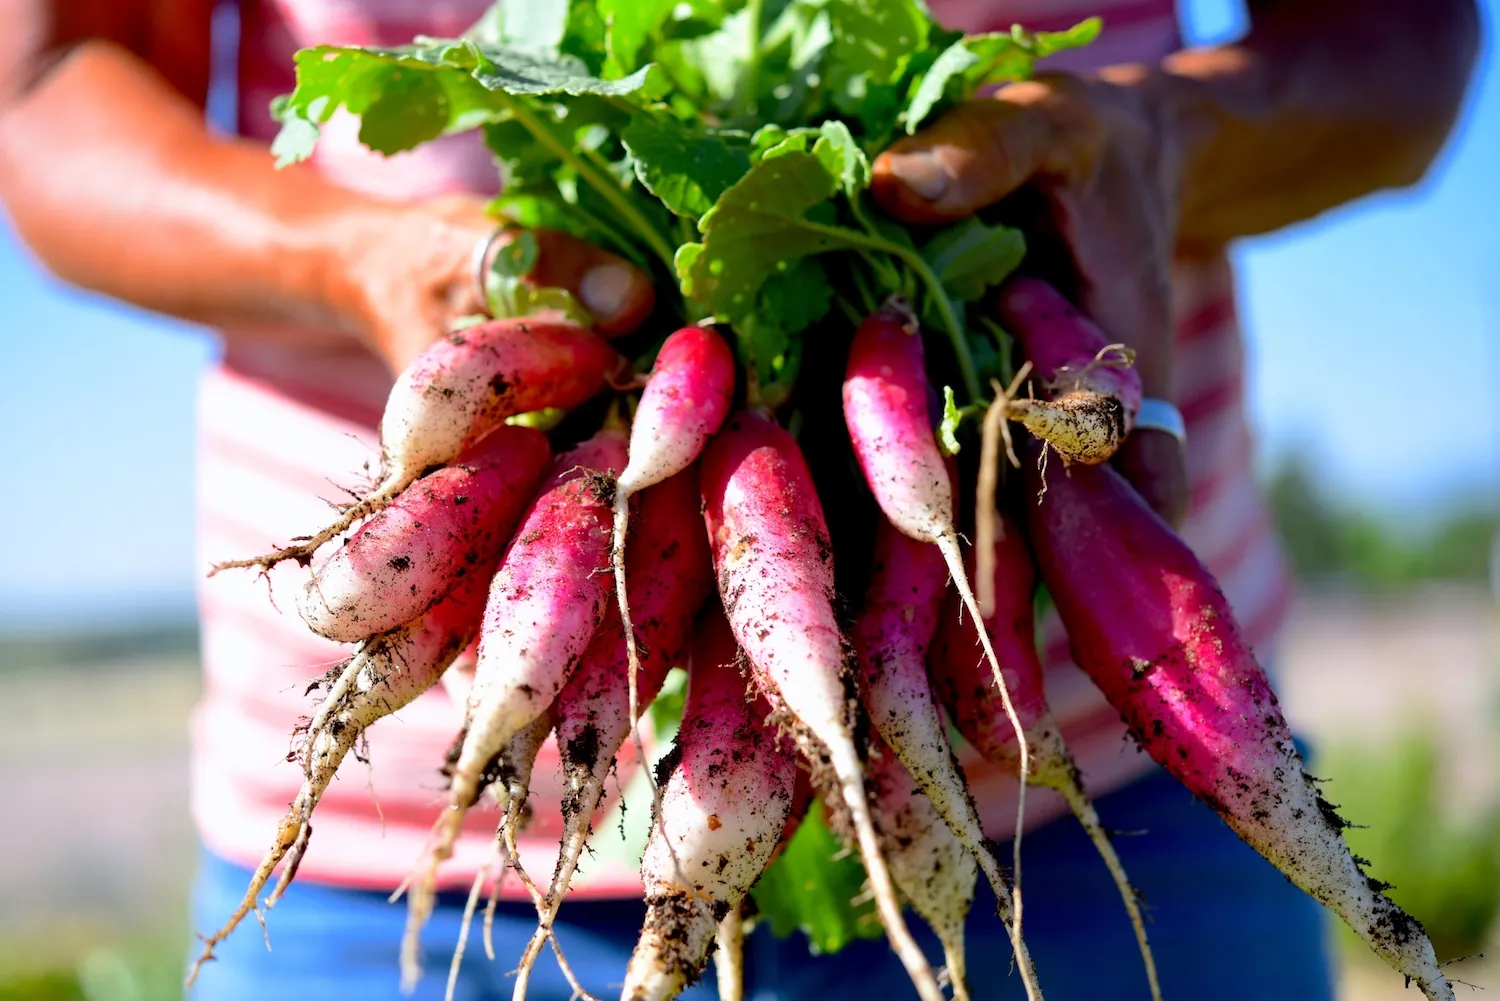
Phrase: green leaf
[
  {"left": 482, "top": 229, "right": 593, "bottom": 324},
  {"left": 269, "top": 110, "right": 321, "bottom": 167},
  {"left": 357, "top": 66, "right": 452, "bottom": 154},
  {"left": 275, "top": 40, "right": 665, "bottom": 161},
  {"left": 621, "top": 117, "right": 752, "bottom": 219},
  {"left": 920, "top": 218, "right": 1026, "bottom": 301},
  {"left": 902, "top": 38, "right": 983, "bottom": 134},
  {"left": 822, "top": 0, "right": 932, "bottom": 126},
  {"left": 902, "top": 19, "right": 1099, "bottom": 134},
  {"left": 598, "top": 0, "right": 676, "bottom": 74},
  {"left": 679, "top": 150, "right": 861, "bottom": 320},
  {"left": 1034, "top": 17, "right": 1103, "bottom": 57},
  {"left": 647, "top": 667, "right": 689, "bottom": 734},
  {"left": 466, "top": 0, "right": 570, "bottom": 56},
  {"left": 811, "top": 120, "right": 870, "bottom": 197},
  {"left": 939, "top": 385, "right": 963, "bottom": 456},
  {"left": 750, "top": 800, "right": 883, "bottom": 954}
]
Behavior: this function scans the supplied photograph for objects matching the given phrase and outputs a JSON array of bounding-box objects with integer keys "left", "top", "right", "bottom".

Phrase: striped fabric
[{"left": 194, "top": 0, "right": 1293, "bottom": 896}]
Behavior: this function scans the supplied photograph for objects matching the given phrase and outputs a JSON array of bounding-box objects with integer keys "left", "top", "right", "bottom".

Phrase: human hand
[
  {"left": 871, "top": 69, "right": 1188, "bottom": 527},
  {"left": 341, "top": 195, "right": 656, "bottom": 373}
]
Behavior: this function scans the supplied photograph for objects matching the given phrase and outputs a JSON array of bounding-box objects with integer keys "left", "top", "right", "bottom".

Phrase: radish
[
  {"left": 850, "top": 519, "right": 1028, "bottom": 924},
  {"left": 214, "top": 314, "right": 627, "bottom": 575},
  {"left": 510, "top": 468, "right": 712, "bottom": 1001},
  {"left": 867, "top": 740, "right": 977, "bottom": 1001},
  {"left": 609, "top": 326, "right": 735, "bottom": 845},
  {"left": 185, "top": 550, "right": 496, "bottom": 985},
  {"left": 400, "top": 429, "right": 627, "bottom": 991},
  {"left": 700, "top": 410, "right": 951, "bottom": 1001},
  {"left": 841, "top": 299, "right": 1035, "bottom": 970},
  {"left": 997, "top": 278, "right": 1142, "bottom": 466},
  {"left": 1020, "top": 447, "right": 1453, "bottom": 1001},
  {"left": 444, "top": 709, "right": 555, "bottom": 1001},
  {"left": 619, "top": 606, "right": 797, "bottom": 1001},
  {"left": 712, "top": 907, "right": 746, "bottom": 1001},
  {"left": 930, "top": 510, "right": 1161, "bottom": 1001},
  {"left": 297, "top": 425, "right": 552, "bottom": 642}
]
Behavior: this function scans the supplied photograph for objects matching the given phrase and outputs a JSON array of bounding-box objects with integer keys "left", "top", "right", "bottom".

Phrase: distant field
[{"left": 1, "top": 592, "right": 1495, "bottom": 1000}]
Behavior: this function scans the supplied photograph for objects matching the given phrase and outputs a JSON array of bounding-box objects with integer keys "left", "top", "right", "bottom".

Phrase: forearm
[
  {"left": 0, "top": 40, "right": 397, "bottom": 337},
  {"left": 1127, "top": 0, "right": 1479, "bottom": 249}
]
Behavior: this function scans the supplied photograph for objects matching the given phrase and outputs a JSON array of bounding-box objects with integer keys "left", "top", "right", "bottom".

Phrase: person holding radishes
[{"left": 0, "top": 0, "right": 1478, "bottom": 998}]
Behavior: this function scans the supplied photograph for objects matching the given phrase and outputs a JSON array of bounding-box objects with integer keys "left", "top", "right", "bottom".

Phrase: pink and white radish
[
  {"left": 930, "top": 511, "right": 1161, "bottom": 1001},
  {"left": 511, "top": 468, "right": 713, "bottom": 1001},
  {"left": 186, "top": 549, "right": 497, "bottom": 984},
  {"left": 700, "top": 410, "right": 949, "bottom": 1001},
  {"left": 215, "top": 314, "right": 626, "bottom": 575},
  {"left": 867, "top": 740, "right": 977, "bottom": 1001},
  {"left": 610, "top": 326, "right": 735, "bottom": 821},
  {"left": 850, "top": 520, "right": 1029, "bottom": 933},
  {"left": 620, "top": 607, "right": 797, "bottom": 1001},
  {"left": 444, "top": 709, "right": 556, "bottom": 1001},
  {"left": 842, "top": 299, "right": 1035, "bottom": 973},
  {"left": 1021, "top": 447, "right": 1452, "bottom": 1001},
  {"left": 400, "top": 429, "right": 627, "bottom": 990},
  {"left": 297, "top": 425, "right": 551, "bottom": 642},
  {"left": 998, "top": 278, "right": 1142, "bottom": 466}
]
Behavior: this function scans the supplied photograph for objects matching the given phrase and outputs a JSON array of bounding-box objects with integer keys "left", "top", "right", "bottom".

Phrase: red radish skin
[
  {"left": 998, "top": 279, "right": 1142, "bottom": 466},
  {"left": 620, "top": 608, "right": 797, "bottom": 1001},
  {"left": 867, "top": 741, "right": 977, "bottom": 1001},
  {"left": 401, "top": 430, "right": 627, "bottom": 990},
  {"left": 701, "top": 410, "right": 948, "bottom": 1001},
  {"left": 213, "top": 314, "right": 626, "bottom": 575},
  {"left": 931, "top": 513, "right": 1162, "bottom": 1001},
  {"left": 511, "top": 469, "right": 713, "bottom": 1001},
  {"left": 850, "top": 521, "right": 1030, "bottom": 943},
  {"left": 298, "top": 425, "right": 552, "bottom": 642},
  {"left": 186, "top": 552, "right": 496, "bottom": 985},
  {"left": 842, "top": 300, "right": 1035, "bottom": 977},
  {"left": 1022, "top": 451, "right": 1453, "bottom": 1001},
  {"left": 610, "top": 326, "right": 735, "bottom": 855}
]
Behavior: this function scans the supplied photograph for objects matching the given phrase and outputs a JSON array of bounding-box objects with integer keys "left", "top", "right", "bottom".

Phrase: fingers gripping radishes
[
  {"left": 998, "top": 279, "right": 1142, "bottom": 466},
  {"left": 701, "top": 410, "right": 951, "bottom": 1001},
  {"left": 1022, "top": 452, "right": 1452, "bottom": 1001},
  {"left": 401, "top": 429, "right": 627, "bottom": 991},
  {"left": 214, "top": 315, "right": 626, "bottom": 575},
  {"left": 298, "top": 425, "right": 552, "bottom": 642},
  {"left": 620, "top": 608, "right": 797, "bottom": 1001}
]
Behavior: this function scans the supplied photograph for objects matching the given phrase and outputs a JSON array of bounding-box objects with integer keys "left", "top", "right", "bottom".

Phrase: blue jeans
[{"left": 186, "top": 763, "right": 1336, "bottom": 1000}]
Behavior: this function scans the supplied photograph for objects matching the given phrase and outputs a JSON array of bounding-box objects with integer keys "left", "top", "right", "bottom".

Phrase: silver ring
[
  {"left": 471, "top": 227, "right": 512, "bottom": 313},
  {"left": 1134, "top": 398, "right": 1186, "bottom": 446}
]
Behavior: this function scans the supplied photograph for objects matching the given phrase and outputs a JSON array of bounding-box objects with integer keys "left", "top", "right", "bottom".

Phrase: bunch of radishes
[{"left": 189, "top": 278, "right": 1454, "bottom": 1001}]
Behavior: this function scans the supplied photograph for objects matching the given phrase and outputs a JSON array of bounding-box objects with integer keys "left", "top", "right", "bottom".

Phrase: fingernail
[
  {"left": 887, "top": 151, "right": 951, "bottom": 202},
  {"left": 579, "top": 263, "right": 637, "bottom": 319}
]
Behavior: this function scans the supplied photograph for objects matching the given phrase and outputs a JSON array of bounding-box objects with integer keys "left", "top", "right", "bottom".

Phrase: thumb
[
  {"left": 499, "top": 228, "right": 656, "bottom": 338},
  {"left": 871, "top": 80, "right": 1090, "bottom": 223}
]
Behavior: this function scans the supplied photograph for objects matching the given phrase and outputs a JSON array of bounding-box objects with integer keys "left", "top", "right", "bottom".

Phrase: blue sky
[{"left": 0, "top": 0, "right": 1496, "bottom": 630}]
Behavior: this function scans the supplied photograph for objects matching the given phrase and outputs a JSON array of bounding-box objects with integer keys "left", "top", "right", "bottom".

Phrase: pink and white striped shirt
[{"left": 192, "top": 0, "right": 1293, "bottom": 896}]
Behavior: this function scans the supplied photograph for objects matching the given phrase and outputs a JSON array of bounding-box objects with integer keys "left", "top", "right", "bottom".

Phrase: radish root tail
[
  {"left": 1039, "top": 727, "right": 1161, "bottom": 1001},
  {"left": 828, "top": 744, "right": 952, "bottom": 1001},
  {"left": 610, "top": 490, "right": 691, "bottom": 896},
  {"left": 935, "top": 531, "right": 1035, "bottom": 994},
  {"left": 208, "top": 473, "right": 412, "bottom": 577}
]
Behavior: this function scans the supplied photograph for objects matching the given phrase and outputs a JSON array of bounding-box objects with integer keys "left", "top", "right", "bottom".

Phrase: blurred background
[{"left": 1, "top": 0, "right": 1497, "bottom": 998}]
